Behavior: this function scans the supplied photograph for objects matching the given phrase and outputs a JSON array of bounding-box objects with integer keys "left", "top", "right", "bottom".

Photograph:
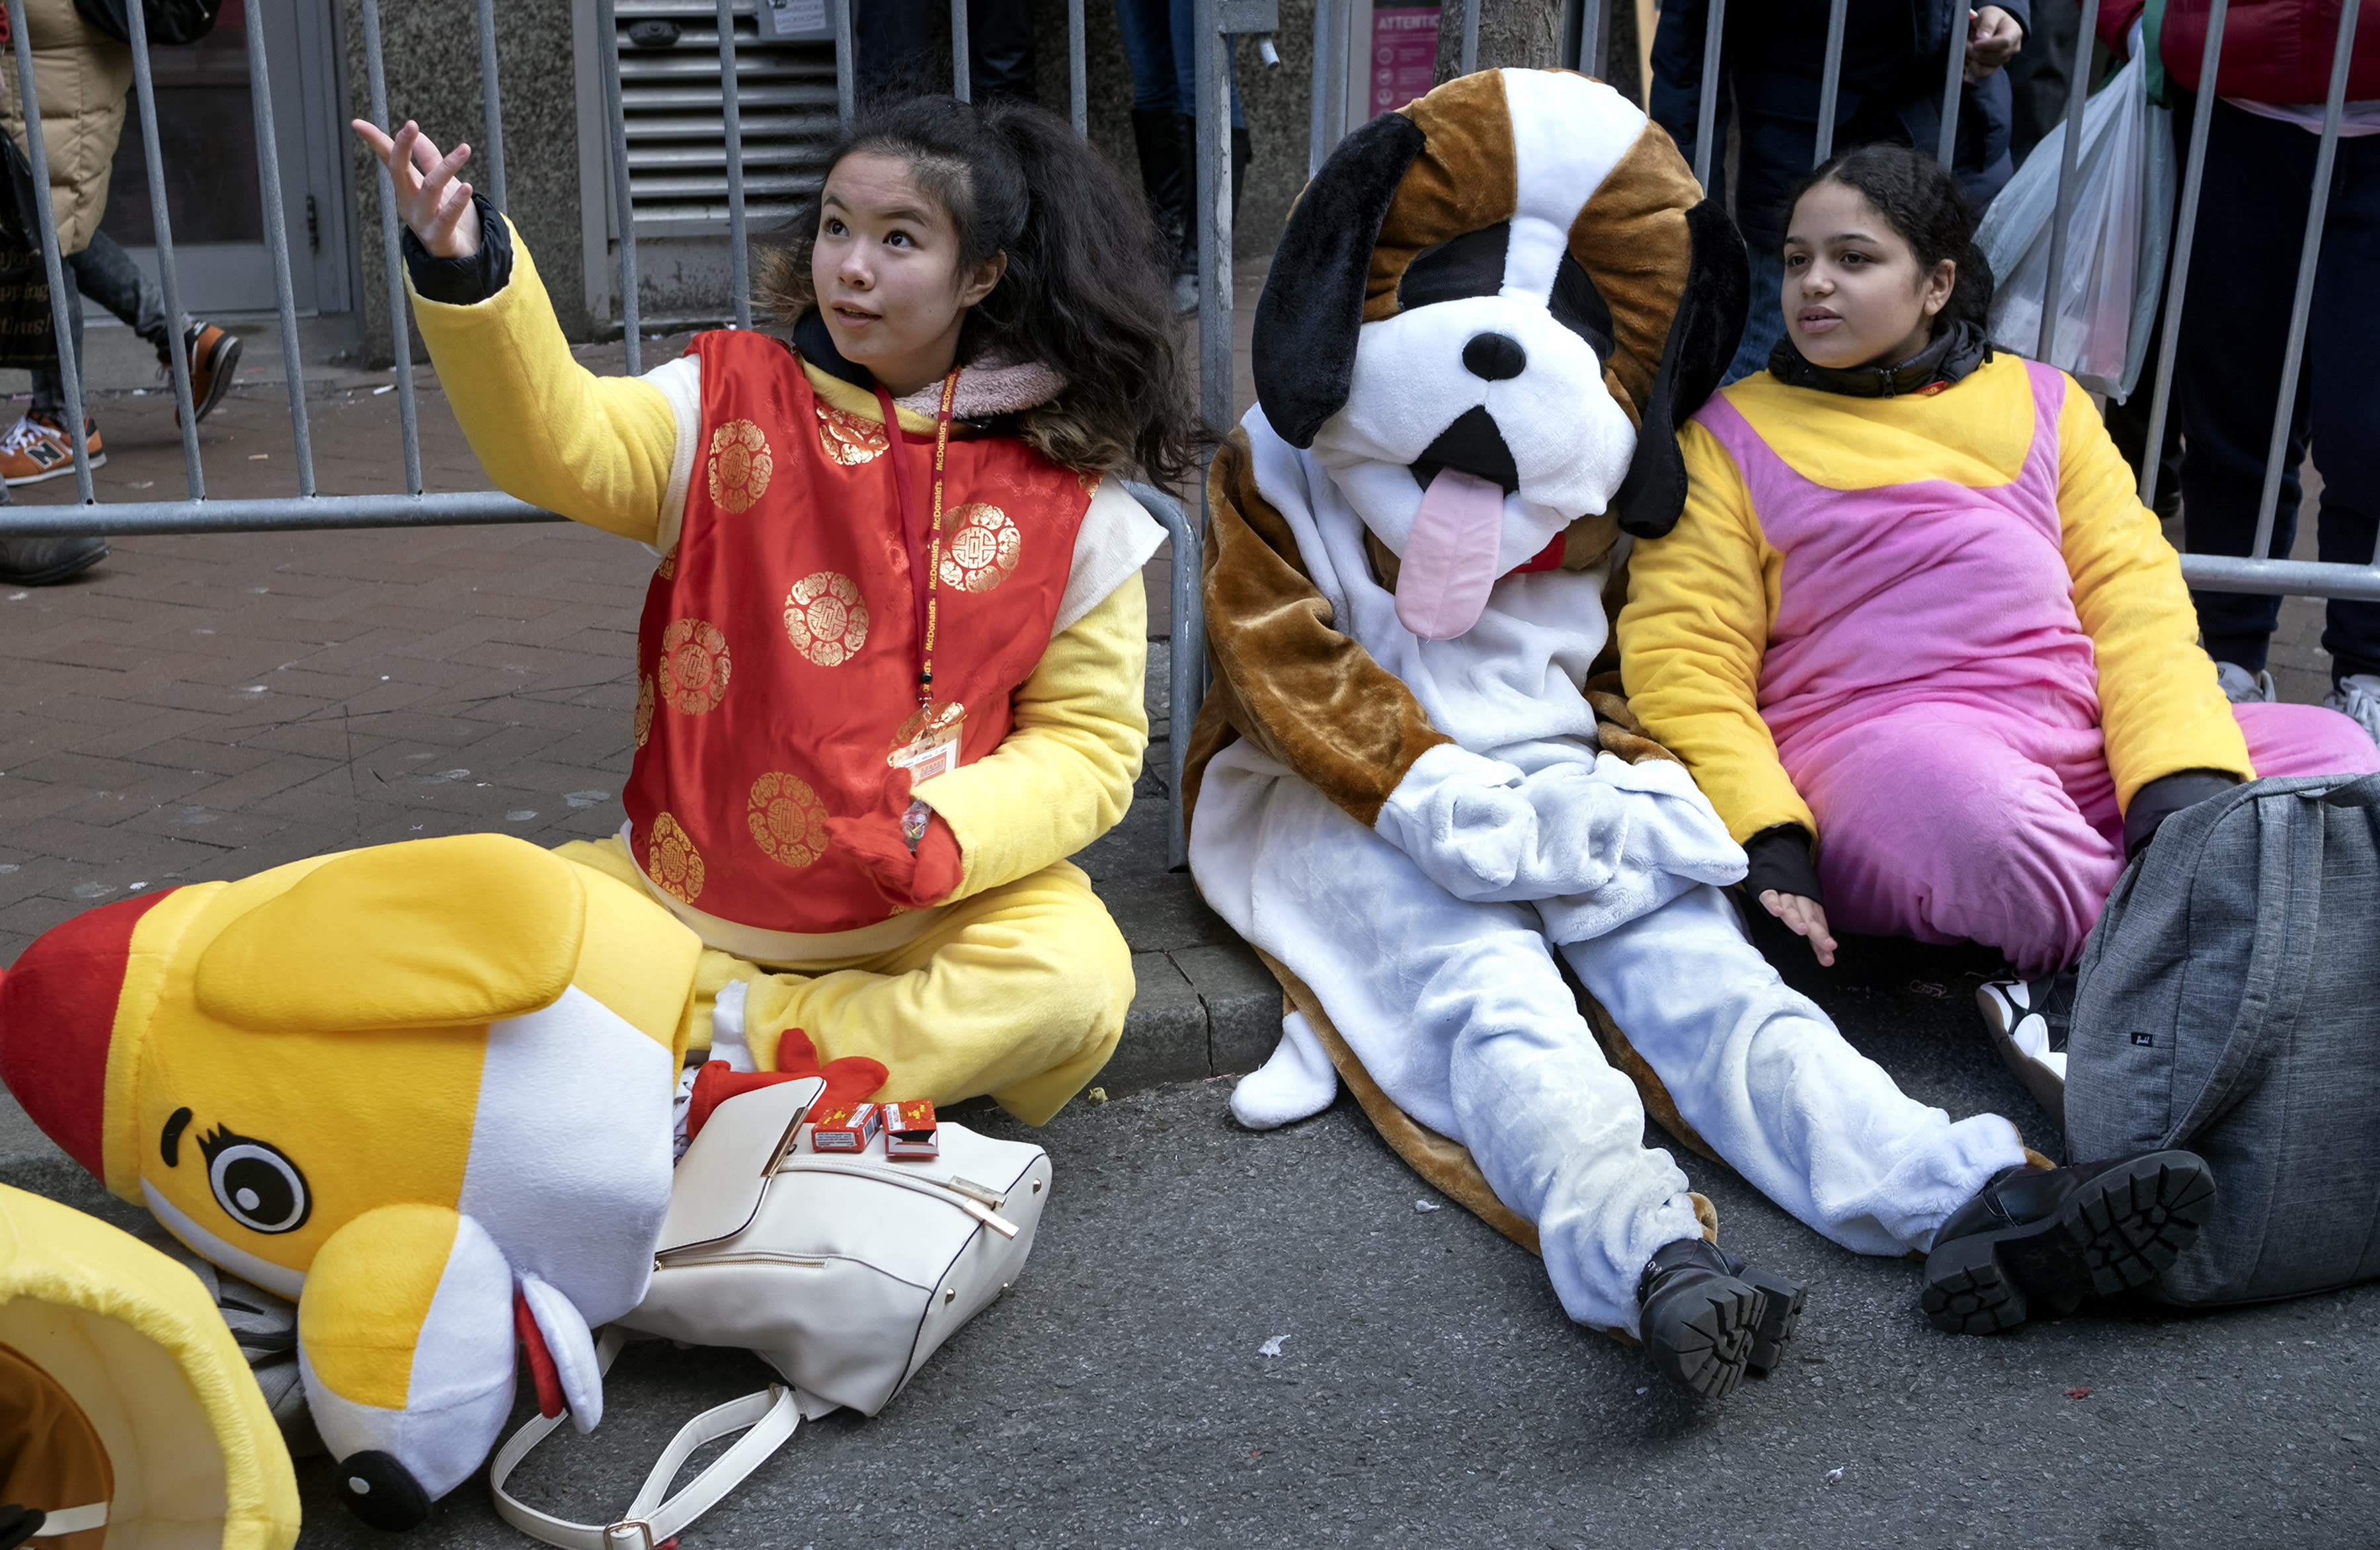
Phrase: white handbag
[{"left": 491, "top": 1077, "right": 1052, "bottom": 1549}]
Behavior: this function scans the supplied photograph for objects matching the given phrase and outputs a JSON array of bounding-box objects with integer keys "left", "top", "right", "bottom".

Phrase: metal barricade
[{"left": 1644, "top": 0, "right": 2380, "bottom": 602}]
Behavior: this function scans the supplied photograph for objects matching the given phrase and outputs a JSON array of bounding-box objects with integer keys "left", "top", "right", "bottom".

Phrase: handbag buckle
[{"left": 604, "top": 1519, "right": 665, "bottom": 1550}]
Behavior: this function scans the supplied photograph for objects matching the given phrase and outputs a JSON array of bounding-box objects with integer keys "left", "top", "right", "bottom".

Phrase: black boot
[
  {"left": 1130, "top": 108, "right": 1190, "bottom": 284},
  {"left": 1921, "top": 1150, "right": 2215, "bottom": 1335},
  {"left": 1636, "top": 1238, "right": 1803, "bottom": 1398},
  {"left": 0, "top": 533, "right": 107, "bottom": 586},
  {"left": 1167, "top": 112, "right": 1203, "bottom": 315}
]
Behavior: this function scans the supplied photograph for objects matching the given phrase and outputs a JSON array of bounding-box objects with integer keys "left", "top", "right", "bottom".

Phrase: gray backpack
[{"left": 2065, "top": 772, "right": 2380, "bottom": 1307}]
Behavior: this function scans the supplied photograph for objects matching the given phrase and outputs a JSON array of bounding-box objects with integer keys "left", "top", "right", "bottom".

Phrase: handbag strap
[{"left": 490, "top": 1330, "right": 801, "bottom": 1550}]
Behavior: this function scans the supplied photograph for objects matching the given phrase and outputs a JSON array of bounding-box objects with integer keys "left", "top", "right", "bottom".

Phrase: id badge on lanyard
[{"left": 875, "top": 369, "right": 969, "bottom": 810}]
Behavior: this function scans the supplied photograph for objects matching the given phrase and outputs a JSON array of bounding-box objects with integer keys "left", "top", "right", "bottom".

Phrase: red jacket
[{"left": 2100, "top": 0, "right": 2380, "bottom": 104}]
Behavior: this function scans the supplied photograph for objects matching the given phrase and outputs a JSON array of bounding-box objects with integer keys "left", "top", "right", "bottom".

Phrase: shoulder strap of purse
[{"left": 489, "top": 1330, "right": 801, "bottom": 1550}]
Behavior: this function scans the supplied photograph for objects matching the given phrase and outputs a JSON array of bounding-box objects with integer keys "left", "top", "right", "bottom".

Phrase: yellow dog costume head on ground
[
  {"left": 0, "top": 835, "right": 704, "bottom": 1531},
  {"left": 0, "top": 1182, "right": 299, "bottom": 1549}
]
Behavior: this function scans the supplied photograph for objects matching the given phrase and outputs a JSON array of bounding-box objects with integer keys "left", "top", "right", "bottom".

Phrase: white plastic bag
[{"left": 1975, "top": 27, "right": 2176, "bottom": 399}]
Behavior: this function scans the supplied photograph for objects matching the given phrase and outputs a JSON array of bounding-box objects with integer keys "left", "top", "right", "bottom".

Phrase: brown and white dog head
[{"left": 1252, "top": 69, "right": 1745, "bottom": 639}]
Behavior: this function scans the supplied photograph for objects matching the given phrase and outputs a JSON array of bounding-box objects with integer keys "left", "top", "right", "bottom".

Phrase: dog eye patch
[
  {"left": 1398, "top": 225, "right": 1511, "bottom": 309},
  {"left": 1398, "top": 223, "right": 1615, "bottom": 356},
  {"left": 1550, "top": 253, "right": 1615, "bottom": 356}
]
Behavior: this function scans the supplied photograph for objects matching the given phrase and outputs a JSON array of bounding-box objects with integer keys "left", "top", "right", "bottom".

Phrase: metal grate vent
[{"left": 613, "top": 0, "right": 839, "bottom": 235}]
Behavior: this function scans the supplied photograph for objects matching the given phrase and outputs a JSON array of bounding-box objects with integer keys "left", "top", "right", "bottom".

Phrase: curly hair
[
  {"left": 1782, "top": 143, "right": 1996, "bottom": 337},
  {"left": 759, "top": 94, "right": 1209, "bottom": 485}
]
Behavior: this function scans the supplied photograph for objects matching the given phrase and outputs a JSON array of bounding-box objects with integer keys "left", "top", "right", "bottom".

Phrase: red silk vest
[{"left": 622, "top": 330, "right": 1093, "bottom": 934}]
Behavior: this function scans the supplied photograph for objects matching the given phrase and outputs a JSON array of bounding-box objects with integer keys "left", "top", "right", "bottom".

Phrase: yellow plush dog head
[{"left": 0, "top": 835, "right": 701, "bottom": 1291}]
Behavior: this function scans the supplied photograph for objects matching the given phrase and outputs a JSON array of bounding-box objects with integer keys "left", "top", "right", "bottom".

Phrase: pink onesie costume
[{"left": 1673, "top": 358, "right": 2378, "bottom": 977}]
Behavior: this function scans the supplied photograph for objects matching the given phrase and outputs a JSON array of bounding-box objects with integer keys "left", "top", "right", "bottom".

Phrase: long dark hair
[
  {"left": 1782, "top": 143, "right": 1995, "bottom": 338},
  {"left": 760, "top": 94, "right": 1207, "bottom": 485}
]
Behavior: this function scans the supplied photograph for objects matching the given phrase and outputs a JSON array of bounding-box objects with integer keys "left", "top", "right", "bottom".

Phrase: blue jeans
[
  {"left": 29, "top": 229, "right": 171, "bottom": 421},
  {"left": 1111, "top": 0, "right": 1243, "bottom": 124},
  {"left": 2179, "top": 99, "right": 2380, "bottom": 682}
]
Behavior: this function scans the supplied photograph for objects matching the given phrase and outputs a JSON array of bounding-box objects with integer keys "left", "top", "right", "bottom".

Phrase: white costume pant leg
[
  {"left": 1193, "top": 752, "right": 1708, "bottom": 1332},
  {"left": 1557, "top": 885, "right": 2027, "bottom": 1257}
]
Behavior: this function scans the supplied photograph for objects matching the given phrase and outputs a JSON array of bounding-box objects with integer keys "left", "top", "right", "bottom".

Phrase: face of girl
[
  {"left": 1780, "top": 181, "right": 1956, "bottom": 372},
  {"left": 812, "top": 152, "right": 1006, "bottom": 398}
]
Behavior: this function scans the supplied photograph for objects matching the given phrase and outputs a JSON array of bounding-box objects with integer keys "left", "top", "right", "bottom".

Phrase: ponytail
[{"left": 760, "top": 95, "right": 1210, "bottom": 485}]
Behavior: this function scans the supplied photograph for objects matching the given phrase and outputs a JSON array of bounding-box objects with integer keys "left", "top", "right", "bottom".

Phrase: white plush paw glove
[{"left": 1374, "top": 743, "right": 1745, "bottom": 910}]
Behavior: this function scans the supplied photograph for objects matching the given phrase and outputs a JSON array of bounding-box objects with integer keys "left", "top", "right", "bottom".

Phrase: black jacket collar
[
  {"left": 1766, "top": 319, "right": 1992, "bottom": 398},
  {"left": 787, "top": 309, "right": 1021, "bottom": 434}
]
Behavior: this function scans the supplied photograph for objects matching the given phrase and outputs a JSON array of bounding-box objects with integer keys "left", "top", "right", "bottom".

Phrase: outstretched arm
[{"left": 350, "top": 120, "right": 680, "bottom": 544}]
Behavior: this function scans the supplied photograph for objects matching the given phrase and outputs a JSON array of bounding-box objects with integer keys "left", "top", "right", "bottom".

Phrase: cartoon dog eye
[
  {"left": 196, "top": 1125, "right": 311, "bottom": 1235},
  {"left": 1398, "top": 222, "right": 1614, "bottom": 357}
]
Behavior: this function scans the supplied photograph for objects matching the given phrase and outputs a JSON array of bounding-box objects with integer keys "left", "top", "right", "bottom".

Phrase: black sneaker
[
  {"left": 1920, "top": 1150, "right": 2216, "bottom": 1334},
  {"left": 1636, "top": 1237, "right": 1804, "bottom": 1397},
  {"left": 1977, "top": 969, "right": 2075, "bottom": 1116},
  {"left": 0, "top": 534, "right": 107, "bottom": 585}
]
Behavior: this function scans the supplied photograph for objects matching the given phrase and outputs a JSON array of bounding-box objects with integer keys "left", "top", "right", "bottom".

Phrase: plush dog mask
[{"left": 1253, "top": 67, "right": 1745, "bottom": 638}]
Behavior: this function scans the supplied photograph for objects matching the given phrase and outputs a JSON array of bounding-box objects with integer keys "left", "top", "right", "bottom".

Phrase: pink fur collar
[{"left": 892, "top": 356, "right": 1066, "bottom": 421}]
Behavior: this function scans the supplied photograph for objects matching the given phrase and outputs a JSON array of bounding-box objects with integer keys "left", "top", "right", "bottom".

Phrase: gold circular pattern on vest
[
  {"left": 937, "top": 503, "right": 1020, "bottom": 592},
  {"left": 656, "top": 545, "right": 678, "bottom": 581},
  {"left": 707, "top": 419, "right": 774, "bottom": 512},
  {"left": 646, "top": 812, "right": 706, "bottom": 903},
  {"left": 815, "top": 400, "right": 889, "bottom": 466},
  {"left": 658, "top": 618, "right": 733, "bottom": 713},
  {"left": 746, "top": 772, "right": 830, "bottom": 868},
  {"left": 783, "top": 571, "right": 869, "bottom": 667},
  {"left": 633, "top": 673, "right": 656, "bottom": 747}
]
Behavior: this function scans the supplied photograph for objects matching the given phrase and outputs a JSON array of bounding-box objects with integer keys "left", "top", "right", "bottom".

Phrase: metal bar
[
  {"left": 359, "top": 0, "right": 423, "bottom": 496},
  {"left": 951, "top": 0, "right": 971, "bottom": 102},
  {"left": 2249, "top": 0, "right": 2360, "bottom": 563},
  {"left": 2176, "top": 555, "right": 2380, "bottom": 601},
  {"left": 1068, "top": 0, "right": 1087, "bottom": 137},
  {"left": 245, "top": 0, "right": 315, "bottom": 495},
  {"left": 1309, "top": 0, "right": 1332, "bottom": 173},
  {"left": 835, "top": 0, "right": 855, "bottom": 122},
  {"left": 1125, "top": 481, "right": 1202, "bottom": 869},
  {"left": 2036, "top": 0, "right": 2104, "bottom": 358},
  {"left": 1195, "top": 0, "right": 1230, "bottom": 436},
  {"left": 475, "top": 0, "right": 507, "bottom": 209},
  {"left": 1460, "top": 0, "right": 1480, "bottom": 75},
  {"left": 1934, "top": 0, "right": 1965, "bottom": 167},
  {"left": 0, "top": 493, "right": 565, "bottom": 538},
  {"left": 1577, "top": 0, "right": 1601, "bottom": 77},
  {"left": 2139, "top": 0, "right": 2228, "bottom": 510},
  {"left": 716, "top": 0, "right": 752, "bottom": 329},
  {"left": 1811, "top": 0, "right": 1849, "bottom": 164},
  {"left": 6, "top": 0, "right": 93, "bottom": 505},
  {"left": 1321, "top": 0, "right": 1348, "bottom": 162},
  {"left": 1692, "top": 0, "right": 1724, "bottom": 187},
  {"left": 124, "top": 0, "right": 203, "bottom": 500},
  {"left": 596, "top": 0, "right": 642, "bottom": 374}
]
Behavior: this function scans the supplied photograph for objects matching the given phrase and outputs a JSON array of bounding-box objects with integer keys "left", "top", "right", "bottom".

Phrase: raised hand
[{"left": 348, "top": 118, "right": 483, "bottom": 261}]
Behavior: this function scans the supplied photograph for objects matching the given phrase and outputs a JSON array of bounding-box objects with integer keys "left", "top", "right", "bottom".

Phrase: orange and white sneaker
[
  {"left": 0, "top": 413, "right": 104, "bottom": 487},
  {"left": 176, "top": 321, "right": 241, "bottom": 425}
]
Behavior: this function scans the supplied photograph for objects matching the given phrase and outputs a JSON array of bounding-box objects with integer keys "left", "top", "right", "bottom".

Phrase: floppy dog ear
[
  {"left": 1610, "top": 198, "right": 1749, "bottom": 539},
  {"left": 1252, "top": 111, "right": 1429, "bottom": 448}
]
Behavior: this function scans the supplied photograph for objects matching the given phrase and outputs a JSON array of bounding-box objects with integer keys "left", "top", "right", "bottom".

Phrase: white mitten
[{"left": 1375, "top": 745, "right": 1745, "bottom": 907}]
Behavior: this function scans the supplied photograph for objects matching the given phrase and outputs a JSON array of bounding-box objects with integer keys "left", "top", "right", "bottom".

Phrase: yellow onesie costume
[{"left": 405, "top": 225, "right": 1160, "bottom": 1124}]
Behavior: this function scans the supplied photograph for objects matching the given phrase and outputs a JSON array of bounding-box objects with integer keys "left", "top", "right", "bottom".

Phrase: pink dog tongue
[{"left": 1394, "top": 468, "right": 1508, "bottom": 640}]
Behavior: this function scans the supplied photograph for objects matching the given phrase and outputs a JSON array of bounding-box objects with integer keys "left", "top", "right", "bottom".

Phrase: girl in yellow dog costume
[{"left": 351, "top": 94, "right": 1205, "bottom": 1125}]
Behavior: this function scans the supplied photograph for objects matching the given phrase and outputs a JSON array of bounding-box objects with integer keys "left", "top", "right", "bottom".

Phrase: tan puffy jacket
[{"left": 0, "top": 0, "right": 131, "bottom": 256}]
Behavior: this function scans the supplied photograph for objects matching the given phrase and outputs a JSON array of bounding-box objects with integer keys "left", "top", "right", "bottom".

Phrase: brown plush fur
[
  {"left": 1363, "top": 71, "right": 1521, "bottom": 324},
  {"left": 1571, "top": 121, "right": 1708, "bottom": 425}
]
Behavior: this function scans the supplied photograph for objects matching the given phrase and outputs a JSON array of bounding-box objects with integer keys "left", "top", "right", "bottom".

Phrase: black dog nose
[{"left": 1462, "top": 333, "right": 1527, "bottom": 382}]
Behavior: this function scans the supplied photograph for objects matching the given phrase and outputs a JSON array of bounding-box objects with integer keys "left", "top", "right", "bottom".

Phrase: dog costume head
[{"left": 1253, "top": 69, "right": 1745, "bottom": 639}]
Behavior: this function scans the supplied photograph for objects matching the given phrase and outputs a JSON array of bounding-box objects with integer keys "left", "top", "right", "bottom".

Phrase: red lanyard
[{"left": 871, "top": 368, "right": 963, "bottom": 709}]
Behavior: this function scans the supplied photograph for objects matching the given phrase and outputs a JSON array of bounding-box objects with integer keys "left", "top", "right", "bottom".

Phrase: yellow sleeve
[
  {"left": 405, "top": 221, "right": 679, "bottom": 545},
  {"left": 912, "top": 573, "right": 1148, "bottom": 899},
  {"left": 2054, "top": 378, "right": 2252, "bottom": 807},
  {"left": 1616, "top": 419, "right": 1813, "bottom": 844}
]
